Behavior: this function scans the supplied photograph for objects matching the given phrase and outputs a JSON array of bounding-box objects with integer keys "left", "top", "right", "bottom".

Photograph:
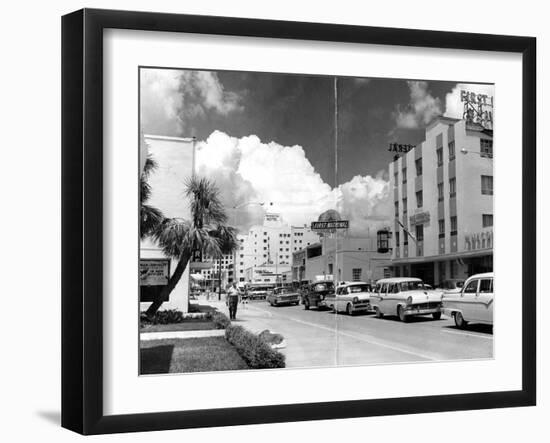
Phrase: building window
[
  {"left": 482, "top": 214, "right": 494, "bottom": 227},
  {"left": 394, "top": 201, "right": 399, "bottom": 218},
  {"left": 448, "top": 141, "right": 456, "bottom": 160},
  {"left": 450, "top": 216, "right": 458, "bottom": 235},
  {"left": 481, "top": 175, "right": 493, "bottom": 195},
  {"left": 416, "top": 190, "right": 423, "bottom": 208},
  {"left": 402, "top": 167, "right": 407, "bottom": 183},
  {"left": 415, "top": 224, "right": 424, "bottom": 242},
  {"left": 394, "top": 172, "right": 398, "bottom": 186},
  {"left": 436, "top": 148, "right": 443, "bottom": 166},
  {"left": 415, "top": 158, "right": 423, "bottom": 176},
  {"left": 481, "top": 139, "right": 493, "bottom": 158},
  {"left": 328, "top": 263, "right": 333, "bottom": 274},
  {"left": 450, "top": 260, "right": 458, "bottom": 278},
  {"left": 438, "top": 219, "right": 445, "bottom": 238},
  {"left": 437, "top": 182, "right": 444, "bottom": 201},
  {"left": 352, "top": 268, "right": 362, "bottom": 281},
  {"left": 395, "top": 231, "right": 400, "bottom": 247},
  {"left": 449, "top": 177, "right": 456, "bottom": 198}
]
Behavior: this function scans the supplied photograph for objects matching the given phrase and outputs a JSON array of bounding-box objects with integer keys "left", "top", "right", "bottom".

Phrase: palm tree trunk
[{"left": 145, "top": 250, "right": 192, "bottom": 318}]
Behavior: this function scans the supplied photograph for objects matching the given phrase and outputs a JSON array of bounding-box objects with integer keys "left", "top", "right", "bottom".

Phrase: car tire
[
  {"left": 273, "top": 301, "right": 277, "bottom": 307},
  {"left": 346, "top": 303, "right": 354, "bottom": 316},
  {"left": 374, "top": 307, "right": 383, "bottom": 318},
  {"left": 454, "top": 312, "right": 467, "bottom": 328},
  {"left": 432, "top": 312, "right": 442, "bottom": 320},
  {"left": 398, "top": 305, "right": 409, "bottom": 322}
]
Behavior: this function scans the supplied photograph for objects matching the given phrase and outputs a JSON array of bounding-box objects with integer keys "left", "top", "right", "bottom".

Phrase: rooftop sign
[
  {"left": 311, "top": 220, "right": 349, "bottom": 230},
  {"left": 461, "top": 90, "right": 493, "bottom": 129}
]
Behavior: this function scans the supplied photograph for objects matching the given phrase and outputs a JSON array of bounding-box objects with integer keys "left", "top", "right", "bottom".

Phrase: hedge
[{"left": 225, "top": 325, "right": 286, "bottom": 369}]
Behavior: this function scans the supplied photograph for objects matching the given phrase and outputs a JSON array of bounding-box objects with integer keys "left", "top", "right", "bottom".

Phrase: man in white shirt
[{"left": 226, "top": 283, "right": 240, "bottom": 320}]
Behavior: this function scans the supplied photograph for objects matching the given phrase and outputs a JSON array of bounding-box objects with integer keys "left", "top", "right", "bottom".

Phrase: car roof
[
  {"left": 340, "top": 281, "right": 369, "bottom": 287},
  {"left": 465, "top": 272, "right": 494, "bottom": 280},
  {"left": 376, "top": 277, "right": 422, "bottom": 283}
]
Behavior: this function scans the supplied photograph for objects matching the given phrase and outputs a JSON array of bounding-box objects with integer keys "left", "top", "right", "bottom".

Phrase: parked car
[
  {"left": 302, "top": 281, "right": 335, "bottom": 310},
  {"left": 439, "top": 278, "right": 465, "bottom": 295},
  {"left": 370, "top": 277, "right": 443, "bottom": 322},
  {"left": 325, "top": 282, "right": 372, "bottom": 315},
  {"left": 266, "top": 287, "right": 301, "bottom": 307},
  {"left": 441, "top": 272, "right": 494, "bottom": 328},
  {"left": 246, "top": 285, "right": 274, "bottom": 300}
]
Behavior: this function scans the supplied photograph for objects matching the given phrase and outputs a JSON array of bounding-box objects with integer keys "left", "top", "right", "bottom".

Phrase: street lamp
[{"left": 460, "top": 148, "right": 493, "bottom": 158}]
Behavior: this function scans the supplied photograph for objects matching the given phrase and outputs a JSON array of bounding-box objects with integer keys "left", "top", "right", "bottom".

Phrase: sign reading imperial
[{"left": 311, "top": 220, "right": 349, "bottom": 230}]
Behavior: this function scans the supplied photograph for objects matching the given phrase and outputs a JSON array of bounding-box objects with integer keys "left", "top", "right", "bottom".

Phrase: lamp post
[{"left": 460, "top": 148, "right": 493, "bottom": 158}]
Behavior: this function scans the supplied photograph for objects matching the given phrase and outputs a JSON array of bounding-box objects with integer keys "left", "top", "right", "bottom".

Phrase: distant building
[
  {"left": 388, "top": 117, "right": 493, "bottom": 285},
  {"left": 293, "top": 236, "right": 392, "bottom": 284},
  {"left": 234, "top": 213, "right": 319, "bottom": 284}
]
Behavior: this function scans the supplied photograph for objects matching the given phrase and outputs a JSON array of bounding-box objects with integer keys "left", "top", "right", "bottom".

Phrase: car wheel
[
  {"left": 398, "top": 305, "right": 409, "bottom": 322},
  {"left": 454, "top": 312, "right": 467, "bottom": 328},
  {"left": 432, "top": 312, "right": 442, "bottom": 320},
  {"left": 346, "top": 303, "right": 354, "bottom": 316},
  {"left": 374, "top": 307, "right": 383, "bottom": 318}
]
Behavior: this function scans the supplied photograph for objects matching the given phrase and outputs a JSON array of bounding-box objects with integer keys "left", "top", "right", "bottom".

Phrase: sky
[{"left": 140, "top": 68, "right": 494, "bottom": 235}]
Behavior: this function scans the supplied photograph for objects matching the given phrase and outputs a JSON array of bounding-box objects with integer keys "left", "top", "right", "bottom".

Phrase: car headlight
[
  {"left": 353, "top": 297, "right": 359, "bottom": 304},
  {"left": 406, "top": 296, "right": 413, "bottom": 305}
]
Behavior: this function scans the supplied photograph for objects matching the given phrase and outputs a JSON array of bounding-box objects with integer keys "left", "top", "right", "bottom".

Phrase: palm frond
[
  {"left": 209, "top": 225, "right": 239, "bottom": 255},
  {"left": 142, "top": 154, "right": 157, "bottom": 179},
  {"left": 140, "top": 204, "right": 165, "bottom": 239},
  {"left": 153, "top": 218, "right": 192, "bottom": 258},
  {"left": 185, "top": 176, "right": 228, "bottom": 227}
]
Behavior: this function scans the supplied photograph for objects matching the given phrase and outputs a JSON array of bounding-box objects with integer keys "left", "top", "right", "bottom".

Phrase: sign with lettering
[
  {"left": 461, "top": 90, "right": 494, "bottom": 129},
  {"left": 311, "top": 220, "right": 349, "bottom": 230},
  {"left": 409, "top": 212, "right": 430, "bottom": 226},
  {"left": 464, "top": 230, "right": 493, "bottom": 251},
  {"left": 264, "top": 213, "right": 280, "bottom": 222},
  {"left": 388, "top": 143, "right": 415, "bottom": 154},
  {"left": 139, "top": 259, "right": 170, "bottom": 286}
]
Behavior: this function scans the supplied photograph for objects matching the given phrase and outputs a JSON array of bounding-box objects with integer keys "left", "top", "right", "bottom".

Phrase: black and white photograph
[{"left": 138, "top": 68, "right": 495, "bottom": 375}]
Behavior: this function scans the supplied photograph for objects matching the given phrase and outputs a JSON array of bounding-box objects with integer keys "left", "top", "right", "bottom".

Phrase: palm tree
[
  {"left": 140, "top": 155, "right": 165, "bottom": 239},
  {"left": 145, "top": 177, "right": 238, "bottom": 317}
]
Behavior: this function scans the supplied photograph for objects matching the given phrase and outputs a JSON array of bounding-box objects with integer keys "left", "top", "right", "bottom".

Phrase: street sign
[{"left": 311, "top": 220, "right": 349, "bottom": 230}]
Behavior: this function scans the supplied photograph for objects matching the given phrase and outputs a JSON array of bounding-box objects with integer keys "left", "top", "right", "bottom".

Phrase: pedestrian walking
[{"left": 226, "top": 283, "right": 240, "bottom": 320}]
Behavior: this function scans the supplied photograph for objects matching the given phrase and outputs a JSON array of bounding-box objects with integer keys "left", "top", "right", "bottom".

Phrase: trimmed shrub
[
  {"left": 225, "top": 325, "right": 285, "bottom": 369},
  {"left": 259, "top": 329, "right": 284, "bottom": 345},
  {"left": 211, "top": 311, "right": 231, "bottom": 329}
]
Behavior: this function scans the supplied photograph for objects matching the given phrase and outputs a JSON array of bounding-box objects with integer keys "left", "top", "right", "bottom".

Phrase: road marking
[
  {"left": 441, "top": 329, "right": 494, "bottom": 340},
  {"left": 250, "top": 304, "right": 438, "bottom": 361}
]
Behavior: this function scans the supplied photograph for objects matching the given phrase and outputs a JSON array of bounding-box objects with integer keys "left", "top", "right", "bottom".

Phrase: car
[
  {"left": 325, "top": 282, "right": 373, "bottom": 315},
  {"left": 441, "top": 272, "right": 494, "bottom": 328},
  {"left": 370, "top": 277, "right": 443, "bottom": 322},
  {"left": 266, "top": 287, "right": 301, "bottom": 306},
  {"left": 439, "top": 278, "right": 465, "bottom": 295},
  {"left": 246, "top": 285, "right": 274, "bottom": 300},
  {"left": 302, "top": 280, "right": 335, "bottom": 310}
]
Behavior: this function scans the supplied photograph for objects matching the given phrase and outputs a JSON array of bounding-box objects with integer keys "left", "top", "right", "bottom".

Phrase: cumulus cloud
[
  {"left": 192, "top": 131, "right": 391, "bottom": 236},
  {"left": 444, "top": 83, "right": 495, "bottom": 122},
  {"left": 140, "top": 69, "right": 242, "bottom": 136},
  {"left": 394, "top": 81, "right": 442, "bottom": 129}
]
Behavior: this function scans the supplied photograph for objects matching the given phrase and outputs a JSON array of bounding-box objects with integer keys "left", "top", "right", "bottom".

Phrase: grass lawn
[
  {"left": 140, "top": 320, "right": 219, "bottom": 333},
  {"left": 140, "top": 337, "right": 249, "bottom": 374}
]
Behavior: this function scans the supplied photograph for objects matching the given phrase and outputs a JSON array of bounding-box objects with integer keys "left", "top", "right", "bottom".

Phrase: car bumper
[
  {"left": 405, "top": 306, "right": 441, "bottom": 315},
  {"left": 351, "top": 303, "right": 371, "bottom": 311}
]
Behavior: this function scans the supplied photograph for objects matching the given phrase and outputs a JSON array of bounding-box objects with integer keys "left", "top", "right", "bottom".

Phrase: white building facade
[
  {"left": 388, "top": 117, "right": 493, "bottom": 285},
  {"left": 234, "top": 213, "right": 319, "bottom": 284}
]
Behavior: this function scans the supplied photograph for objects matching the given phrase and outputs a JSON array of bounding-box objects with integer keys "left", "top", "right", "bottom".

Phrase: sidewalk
[{"left": 140, "top": 329, "right": 225, "bottom": 341}]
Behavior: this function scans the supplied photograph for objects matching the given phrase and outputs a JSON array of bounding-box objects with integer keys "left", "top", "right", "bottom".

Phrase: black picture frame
[{"left": 62, "top": 8, "right": 536, "bottom": 435}]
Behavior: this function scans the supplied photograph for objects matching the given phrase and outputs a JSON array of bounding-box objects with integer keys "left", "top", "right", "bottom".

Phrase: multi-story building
[
  {"left": 234, "top": 213, "right": 319, "bottom": 284},
  {"left": 293, "top": 235, "right": 392, "bottom": 284},
  {"left": 388, "top": 116, "right": 493, "bottom": 285},
  {"left": 197, "top": 253, "right": 234, "bottom": 289}
]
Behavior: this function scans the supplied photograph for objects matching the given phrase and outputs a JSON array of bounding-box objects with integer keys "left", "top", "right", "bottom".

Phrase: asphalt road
[{"left": 228, "top": 300, "right": 494, "bottom": 369}]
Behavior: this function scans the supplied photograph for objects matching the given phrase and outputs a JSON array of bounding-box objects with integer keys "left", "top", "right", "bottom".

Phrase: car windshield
[
  {"left": 313, "top": 283, "right": 334, "bottom": 292},
  {"left": 276, "top": 288, "right": 291, "bottom": 294},
  {"left": 348, "top": 284, "right": 371, "bottom": 293},
  {"left": 398, "top": 281, "right": 425, "bottom": 291}
]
